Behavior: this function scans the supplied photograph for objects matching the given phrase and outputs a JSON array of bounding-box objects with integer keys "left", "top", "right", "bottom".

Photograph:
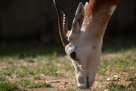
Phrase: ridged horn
[{"left": 53, "top": 0, "right": 69, "bottom": 47}]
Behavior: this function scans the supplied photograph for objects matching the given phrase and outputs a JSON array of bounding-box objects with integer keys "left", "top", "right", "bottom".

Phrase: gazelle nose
[
  {"left": 78, "top": 76, "right": 90, "bottom": 89},
  {"left": 70, "top": 51, "right": 76, "bottom": 59}
]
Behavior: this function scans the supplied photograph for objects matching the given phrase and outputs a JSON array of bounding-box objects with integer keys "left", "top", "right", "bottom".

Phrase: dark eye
[{"left": 70, "top": 51, "right": 77, "bottom": 60}]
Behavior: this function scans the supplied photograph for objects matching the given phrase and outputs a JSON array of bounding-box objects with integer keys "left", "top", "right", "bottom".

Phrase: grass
[
  {"left": 18, "top": 79, "right": 51, "bottom": 88},
  {"left": 0, "top": 81, "right": 18, "bottom": 90},
  {"left": 0, "top": 66, "right": 17, "bottom": 76},
  {"left": 0, "top": 64, "right": 60, "bottom": 77},
  {"left": 0, "top": 76, "right": 6, "bottom": 81},
  {"left": 34, "top": 75, "right": 41, "bottom": 80},
  {"left": 126, "top": 74, "right": 136, "bottom": 81},
  {"left": 18, "top": 66, "right": 36, "bottom": 77},
  {"left": 104, "top": 81, "right": 136, "bottom": 91},
  {"left": 63, "top": 65, "right": 75, "bottom": 71},
  {"left": 37, "top": 65, "right": 60, "bottom": 76},
  {"left": 0, "top": 42, "right": 136, "bottom": 90},
  {"left": 98, "top": 48, "right": 136, "bottom": 76},
  {"left": 0, "top": 80, "right": 51, "bottom": 90}
]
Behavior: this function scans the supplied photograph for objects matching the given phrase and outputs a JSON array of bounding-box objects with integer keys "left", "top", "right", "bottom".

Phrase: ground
[{"left": 0, "top": 39, "right": 136, "bottom": 91}]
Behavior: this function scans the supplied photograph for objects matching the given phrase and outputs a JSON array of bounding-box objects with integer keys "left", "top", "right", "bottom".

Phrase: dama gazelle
[{"left": 53, "top": 0, "right": 120, "bottom": 88}]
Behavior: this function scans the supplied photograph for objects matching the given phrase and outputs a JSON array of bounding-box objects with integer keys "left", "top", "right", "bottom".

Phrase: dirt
[
  {"left": 1, "top": 53, "right": 135, "bottom": 91},
  {"left": 15, "top": 72, "right": 133, "bottom": 91},
  {"left": 20, "top": 78, "right": 132, "bottom": 91}
]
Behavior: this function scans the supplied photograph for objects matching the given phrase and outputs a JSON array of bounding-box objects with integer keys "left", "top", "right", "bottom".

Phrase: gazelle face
[
  {"left": 65, "top": 3, "right": 102, "bottom": 88},
  {"left": 54, "top": 1, "right": 102, "bottom": 88}
]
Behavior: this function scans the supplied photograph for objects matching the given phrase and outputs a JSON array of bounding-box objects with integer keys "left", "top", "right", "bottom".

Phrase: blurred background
[
  {"left": 0, "top": 1, "right": 136, "bottom": 90},
  {"left": 0, "top": 0, "right": 136, "bottom": 51}
]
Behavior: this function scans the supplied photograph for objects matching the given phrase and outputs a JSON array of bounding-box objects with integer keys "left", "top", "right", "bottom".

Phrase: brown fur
[
  {"left": 85, "top": 0, "right": 120, "bottom": 16},
  {"left": 83, "top": 0, "right": 120, "bottom": 39}
]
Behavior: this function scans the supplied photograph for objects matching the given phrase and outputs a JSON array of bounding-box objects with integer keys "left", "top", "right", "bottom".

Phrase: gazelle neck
[
  {"left": 82, "top": 0, "right": 120, "bottom": 39},
  {"left": 85, "top": 0, "right": 120, "bottom": 16}
]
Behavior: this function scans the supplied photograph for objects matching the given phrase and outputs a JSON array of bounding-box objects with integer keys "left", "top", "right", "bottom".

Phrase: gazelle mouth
[{"left": 86, "top": 76, "right": 90, "bottom": 88}]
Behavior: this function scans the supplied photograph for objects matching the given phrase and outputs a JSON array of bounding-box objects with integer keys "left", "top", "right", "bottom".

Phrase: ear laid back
[{"left": 72, "top": 2, "right": 85, "bottom": 31}]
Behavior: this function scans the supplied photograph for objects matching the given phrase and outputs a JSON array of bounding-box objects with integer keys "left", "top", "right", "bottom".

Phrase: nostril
[
  {"left": 70, "top": 51, "right": 76, "bottom": 59},
  {"left": 86, "top": 76, "right": 90, "bottom": 88}
]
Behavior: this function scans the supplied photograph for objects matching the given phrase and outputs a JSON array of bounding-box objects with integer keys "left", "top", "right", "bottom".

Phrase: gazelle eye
[{"left": 70, "top": 51, "right": 76, "bottom": 60}]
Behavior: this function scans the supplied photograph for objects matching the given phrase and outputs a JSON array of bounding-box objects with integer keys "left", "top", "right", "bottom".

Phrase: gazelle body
[{"left": 53, "top": 0, "right": 120, "bottom": 88}]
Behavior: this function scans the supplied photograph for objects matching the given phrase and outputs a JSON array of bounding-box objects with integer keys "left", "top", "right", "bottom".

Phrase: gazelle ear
[{"left": 72, "top": 2, "right": 84, "bottom": 30}]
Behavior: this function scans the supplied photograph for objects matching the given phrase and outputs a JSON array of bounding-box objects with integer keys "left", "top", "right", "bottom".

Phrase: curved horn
[{"left": 53, "top": 0, "right": 69, "bottom": 47}]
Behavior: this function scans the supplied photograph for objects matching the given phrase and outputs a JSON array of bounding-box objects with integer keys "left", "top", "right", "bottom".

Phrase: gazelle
[{"left": 53, "top": 0, "right": 120, "bottom": 88}]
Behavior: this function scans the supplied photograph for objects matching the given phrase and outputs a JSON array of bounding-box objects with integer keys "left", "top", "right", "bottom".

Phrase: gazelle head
[{"left": 53, "top": 0, "right": 119, "bottom": 88}]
